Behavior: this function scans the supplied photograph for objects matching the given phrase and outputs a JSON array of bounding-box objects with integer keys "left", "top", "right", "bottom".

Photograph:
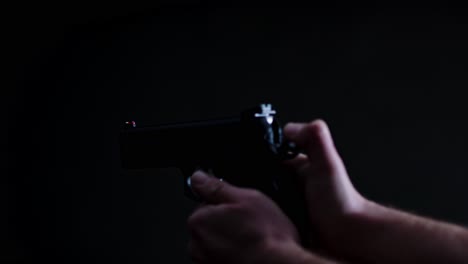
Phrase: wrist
[
  {"left": 324, "top": 198, "right": 384, "bottom": 259},
  {"left": 312, "top": 193, "right": 367, "bottom": 246}
]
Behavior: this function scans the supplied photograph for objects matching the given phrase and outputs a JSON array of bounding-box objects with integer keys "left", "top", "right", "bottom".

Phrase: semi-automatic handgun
[{"left": 120, "top": 104, "right": 309, "bottom": 244}]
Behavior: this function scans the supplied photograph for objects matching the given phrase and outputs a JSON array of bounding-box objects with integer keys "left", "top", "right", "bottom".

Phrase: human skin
[
  {"left": 187, "top": 171, "right": 338, "bottom": 264},
  {"left": 283, "top": 120, "right": 468, "bottom": 264},
  {"left": 187, "top": 119, "right": 468, "bottom": 264}
]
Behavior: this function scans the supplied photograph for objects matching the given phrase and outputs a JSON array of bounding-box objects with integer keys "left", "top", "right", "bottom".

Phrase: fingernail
[{"left": 191, "top": 170, "right": 209, "bottom": 188}]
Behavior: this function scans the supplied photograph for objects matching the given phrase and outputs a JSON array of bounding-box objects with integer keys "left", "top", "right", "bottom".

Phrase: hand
[
  {"left": 283, "top": 120, "right": 369, "bottom": 252},
  {"left": 284, "top": 120, "right": 468, "bottom": 264},
  {"left": 187, "top": 171, "right": 311, "bottom": 264}
]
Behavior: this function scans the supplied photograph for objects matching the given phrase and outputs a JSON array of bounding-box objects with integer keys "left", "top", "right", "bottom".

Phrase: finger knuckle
[
  {"left": 307, "top": 120, "right": 327, "bottom": 136},
  {"left": 209, "top": 181, "right": 226, "bottom": 200},
  {"left": 246, "top": 189, "right": 264, "bottom": 201}
]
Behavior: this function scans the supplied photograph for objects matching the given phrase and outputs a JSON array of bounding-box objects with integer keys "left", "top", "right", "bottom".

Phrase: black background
[{"left": 6, "top": 2, "right": 468, "bottom": 263}]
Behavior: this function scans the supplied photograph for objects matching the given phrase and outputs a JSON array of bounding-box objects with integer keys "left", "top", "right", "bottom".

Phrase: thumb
[
  {"left": 283, "top": 120, "right": 345, "bottom": 176},
  {"left": 190, "top": 171, "right": 243, "bottom": 204}
]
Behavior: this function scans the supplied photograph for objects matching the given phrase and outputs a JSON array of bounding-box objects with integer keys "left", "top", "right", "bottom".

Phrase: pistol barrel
[{"left": 120, "top": 118, "right": 241, "bottom": 170}]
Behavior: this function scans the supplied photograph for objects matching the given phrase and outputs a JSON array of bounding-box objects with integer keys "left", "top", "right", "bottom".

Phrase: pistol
[{"left": 120, "top": 104, "right": 310, "bottom": 244}]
